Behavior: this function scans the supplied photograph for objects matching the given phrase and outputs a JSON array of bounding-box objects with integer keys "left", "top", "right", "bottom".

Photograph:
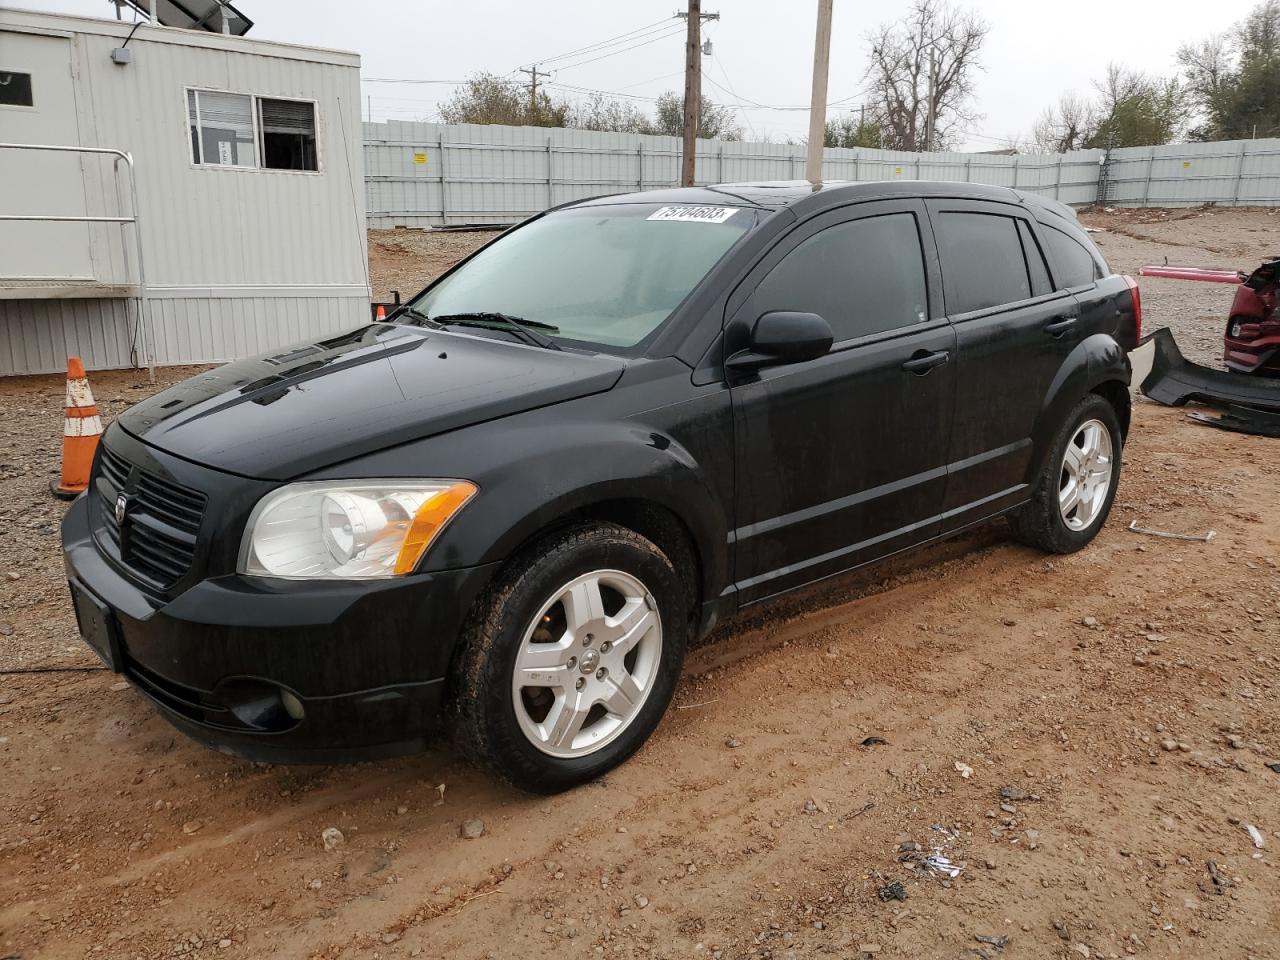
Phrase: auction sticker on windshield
[{"left": 647, "top": 206, "right": 740, "bottom": 223}]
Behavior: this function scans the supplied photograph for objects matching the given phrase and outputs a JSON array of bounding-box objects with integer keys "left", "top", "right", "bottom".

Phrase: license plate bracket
[{"left": 69, "top": 580, "right": 122, "bottom": 672}]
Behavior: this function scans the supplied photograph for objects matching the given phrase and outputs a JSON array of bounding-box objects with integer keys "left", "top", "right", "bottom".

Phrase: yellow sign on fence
[{"left": 414, "top": 153, "right": 427, "bottom": 165}]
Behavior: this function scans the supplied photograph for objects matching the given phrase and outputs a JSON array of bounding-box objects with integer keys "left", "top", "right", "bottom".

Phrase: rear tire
[
  {"left": 450, "top": 523, "right": 687, "bottom": 793},
  {"left": 1008, "top": 394, "right": 1123, "bottom": 554}
]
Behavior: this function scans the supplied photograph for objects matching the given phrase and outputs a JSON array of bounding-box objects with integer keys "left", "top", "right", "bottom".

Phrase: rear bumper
[{"left": 61, "top": 494, "right": 499, "bottom": 764}]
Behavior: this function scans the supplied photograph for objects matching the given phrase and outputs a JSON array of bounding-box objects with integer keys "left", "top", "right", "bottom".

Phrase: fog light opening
[{"left": 279, "top": 689, "right": 306, "bottom": 722}]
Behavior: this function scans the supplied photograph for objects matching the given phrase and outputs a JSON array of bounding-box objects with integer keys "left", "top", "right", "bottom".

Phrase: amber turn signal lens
[{"left": 393, "top": 481, "right": 478, "bottom": 575}]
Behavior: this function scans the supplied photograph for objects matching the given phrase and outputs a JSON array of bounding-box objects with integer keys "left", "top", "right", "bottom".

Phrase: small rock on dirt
[
  {"left": 0, "top": 622, "right": 13, "bottom": 636},
  {"left": 877, "top": 880, "right": 907, "bottom": 902},
  {"left": 1072, "top": 945, "right": 1091, "bottom": 959},
  {"left": 460, "top": 818, "right": 485, "bottom": 840},
  {"left": 321, "top": 826, "right": 345, "bottom": 851},
  {"left": 181, "top": 819, "right": 203, "bottom": 835},
  {"left": 860, "top": 736, "right": 888, "bottom": 747},
  {"left": 999, "top": 785, "right": 1030, "bottom": 802},
  {"left": 725, "top": 737, "right": 743, "bottom": 748},
  {"left": 954, "top": 761, "right": 974, "bottom": 779}
]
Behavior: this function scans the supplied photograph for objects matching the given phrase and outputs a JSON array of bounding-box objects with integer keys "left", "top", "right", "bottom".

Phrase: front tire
[
  {"left": 450, "top": 523, "right": 687, "bottom": 793},
  {"left": 1008, "top": 394, "right": 1123, "bottom": 554}
]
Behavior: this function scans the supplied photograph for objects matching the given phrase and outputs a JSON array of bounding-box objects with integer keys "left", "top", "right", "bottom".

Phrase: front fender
[
  {"left": 447, "top": 420, "right": 729, "bottom": 591},
  {"left": 330, "top": 404, "right": 733, "bottom": 605},
  {"left": 1027, "top": 333, "right": 1131, "bottom": 480}
]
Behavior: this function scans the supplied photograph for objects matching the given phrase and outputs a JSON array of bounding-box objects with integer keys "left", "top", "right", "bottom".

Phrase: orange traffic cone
[
  {"left": 50, "top": 357, "right": 103, "bottom": 500},
  {"left": 375, "top": 304, "right": 387, "bottom": 321}
]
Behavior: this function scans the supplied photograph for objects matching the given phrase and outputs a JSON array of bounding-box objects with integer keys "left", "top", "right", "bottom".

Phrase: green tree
[
  {"left": 649, "top": 92, "right": 742, "bottom": 140},
  {"left": 1180, "top": 0, "right": 1280, "bottom": 139},
  {"left": 824, "top": 114, "right": 883, "bottom": 148},
  {"left": 1085, "top": 65, "right": 1189, "bottom": 148}
]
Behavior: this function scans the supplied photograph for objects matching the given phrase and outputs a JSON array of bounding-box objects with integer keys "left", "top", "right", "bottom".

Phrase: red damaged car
[{"left": 1140, "top": 257, "right": 1280, "bottom": 376}]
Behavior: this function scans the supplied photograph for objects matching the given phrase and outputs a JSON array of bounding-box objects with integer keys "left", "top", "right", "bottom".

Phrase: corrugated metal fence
[{"left": 364, "top": 120, "right": 1280, "bottom": 228}]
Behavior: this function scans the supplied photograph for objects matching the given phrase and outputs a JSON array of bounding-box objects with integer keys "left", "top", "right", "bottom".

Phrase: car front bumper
[{"left": 61, "top": 493, "right": 499, "bottom": 764}]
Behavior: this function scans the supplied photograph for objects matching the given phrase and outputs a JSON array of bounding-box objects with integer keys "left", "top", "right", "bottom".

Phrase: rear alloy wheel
[
  {"left": 1008, "top": 394, "right": 1123, "bottom": 554},
  {"left": 1057, "top": 418, "right": 1115, "bottom": 532},
  {"left": 451, "top": 523, "right": 686, "bottom": 793}
]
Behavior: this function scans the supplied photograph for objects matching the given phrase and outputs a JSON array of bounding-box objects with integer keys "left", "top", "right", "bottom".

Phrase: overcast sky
[{"left": 23, "top": 0, "right": 1263, "bottom": 150}]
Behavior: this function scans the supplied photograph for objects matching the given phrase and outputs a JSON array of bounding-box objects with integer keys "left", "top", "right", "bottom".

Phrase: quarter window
[
  {"left": 1042, "top": 225, "right": 1098, "bottom": 289},
  {"left": 188, "top": 89, "right": 317, "bottom": 171},
  {"left": 1017, "top": 220, "right": 1052, "bottom": 297},
  {"left": 0, "top": 71, "right": 33, "bottom": 107},
  {"left": 753, "top": 213, "right": 929, "bottom": 342},
  {"left": 934, "top": 212, "right": 1031, "bottom": 314}
]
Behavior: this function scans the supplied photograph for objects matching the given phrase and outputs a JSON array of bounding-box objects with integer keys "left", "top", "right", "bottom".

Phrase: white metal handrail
[{"left": 0, "top": 142, "right": 154, "bottom": 380}]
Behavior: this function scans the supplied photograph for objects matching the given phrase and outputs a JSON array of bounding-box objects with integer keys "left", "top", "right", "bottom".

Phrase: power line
[
  {"left": 517, "top": 18, "right": 671, "bottom": 69},
  {"left": 551, "top": 27, "right": 687, "bottom": 74}
]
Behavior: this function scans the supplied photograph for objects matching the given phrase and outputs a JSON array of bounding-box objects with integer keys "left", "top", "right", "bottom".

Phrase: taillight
[{"left": 1123, "top": 274, "right": 1142, "bottom": 343}]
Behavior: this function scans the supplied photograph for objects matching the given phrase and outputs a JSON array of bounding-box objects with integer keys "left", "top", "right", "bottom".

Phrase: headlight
[{"left": 239, "top": 480, "right": 477, "bottom": 579}]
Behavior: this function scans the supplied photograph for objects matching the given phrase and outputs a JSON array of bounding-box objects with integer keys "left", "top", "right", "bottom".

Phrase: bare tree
[
  {"left": 439, "top": 73, "right": 569, "bottom": 127},
  {"left": 863, "top": 0, "right": 989, "bottom": 151},
  {"left": 565, "top": 93, "right": 652, "bottom": 134},
  {"left": 1032, "top": 93, "right": 1096, "bottom": 153}
]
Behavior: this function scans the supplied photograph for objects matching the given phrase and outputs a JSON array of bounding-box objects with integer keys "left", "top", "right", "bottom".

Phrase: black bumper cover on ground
[
  {"left": 1140, "top": 327, "right": 1280, "bottom": 413},
  {"left": 61, "top": 494, "right": 499, "bottom": 764}
]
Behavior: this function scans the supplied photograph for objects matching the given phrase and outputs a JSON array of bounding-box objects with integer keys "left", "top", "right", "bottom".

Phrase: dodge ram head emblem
[{"left": 115, "top": 494, "right": 128, "bottom": 525}]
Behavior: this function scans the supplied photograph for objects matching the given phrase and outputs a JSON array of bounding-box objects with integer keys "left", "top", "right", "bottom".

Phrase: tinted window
[
  {"left": 1018, "top": 221, "right": 1052, "bottom": 296},
  {"left": 1042, "top": 225, "right": 1098, "bottom": 289},
  {"left": 935, "top": 212, "right": 1030, "bottom": 314},
  {"left": 753, "top": 213, "right": 928, "bottom": 342}
]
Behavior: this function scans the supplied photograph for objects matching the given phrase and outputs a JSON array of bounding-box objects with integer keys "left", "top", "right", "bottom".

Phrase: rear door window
[
  {"left": 1042, "top": 225, "right": 1099, "bottom": 289},
  {"left": 752, "top": 212, "right": 929, "bottom": 342},
  {"left": 934, "top": 212, "right": 1031, "bottom": 314}
]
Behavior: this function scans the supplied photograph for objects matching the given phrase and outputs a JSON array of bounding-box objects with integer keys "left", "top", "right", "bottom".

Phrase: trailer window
[
  {"left": 259, "top": 98, "right": 317, "bottom": 171},
  {"left": 188, "top": 89, "right": 317, "bottom": 172},
  {"left": 0, "top": 71, "right": 34, "bottom": 107}
]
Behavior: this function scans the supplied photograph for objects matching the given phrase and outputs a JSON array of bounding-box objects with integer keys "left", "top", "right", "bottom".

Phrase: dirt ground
[{"left": 2, "top": 209, "right": 1278, "bottom": 960}]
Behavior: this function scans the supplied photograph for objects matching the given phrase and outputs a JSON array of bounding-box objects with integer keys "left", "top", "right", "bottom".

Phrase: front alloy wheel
[
  {"left": 451, "top": 523, "right": 687, "bottom": 793},
  {"left": 511, "top": 570, "right": 662, "bottom": 758}
]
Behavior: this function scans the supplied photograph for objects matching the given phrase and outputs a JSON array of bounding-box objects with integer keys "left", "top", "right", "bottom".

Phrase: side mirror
[{"left": 726, "top": 311, "right": 833, "bottom": 375}]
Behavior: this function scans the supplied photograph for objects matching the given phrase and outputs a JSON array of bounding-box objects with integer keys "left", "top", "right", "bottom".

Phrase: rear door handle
[
  {"left": 1044, "top": 316, "right": 1079, "bottom": 338},
  {"left": 901, "top": 349, "right": 950, "bottom": 374}
]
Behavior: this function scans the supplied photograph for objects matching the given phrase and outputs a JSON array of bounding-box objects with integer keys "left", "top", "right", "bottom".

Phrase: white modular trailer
[{"left": 0, "top": 8, "right": 368, "bottom": 376}]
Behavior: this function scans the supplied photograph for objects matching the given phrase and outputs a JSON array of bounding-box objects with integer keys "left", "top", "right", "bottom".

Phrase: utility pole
[
  {"left": 805, "top": 0, "right": 834, "bottom": 185},
  {"left": 676, "top": 3, "right": 719, "bottom": 187},
  {"left": 924, "top": 50, "right": 937, "bottom": 152},
  {"left": 519, "top": 64, "right": 551, "bottom": 122}
]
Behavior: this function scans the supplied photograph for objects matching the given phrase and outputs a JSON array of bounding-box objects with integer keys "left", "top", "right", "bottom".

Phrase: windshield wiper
[
  {"left": 390, "top": 304, "right": 441, "bottom": 328},
  {"left": 431, "top": 312, "right": 561, "bottom": 350}
]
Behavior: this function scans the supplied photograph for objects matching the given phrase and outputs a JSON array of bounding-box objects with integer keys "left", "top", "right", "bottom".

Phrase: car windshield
[{"left": 403, "top": 202, "right": 756, "bottom": 349}]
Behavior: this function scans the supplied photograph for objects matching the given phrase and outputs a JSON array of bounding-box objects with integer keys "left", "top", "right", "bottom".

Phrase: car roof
[{"left": 570, "top": 180, "right": 1081, "bottom": 221}]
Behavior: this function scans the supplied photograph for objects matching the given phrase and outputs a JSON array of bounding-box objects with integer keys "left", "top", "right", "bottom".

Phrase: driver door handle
[
  {"left": 1044, "top": 316, "right": 1078, "bottom": 337},
  {"left": 901, "top": 349, "right": 950, "bottom": 374}
]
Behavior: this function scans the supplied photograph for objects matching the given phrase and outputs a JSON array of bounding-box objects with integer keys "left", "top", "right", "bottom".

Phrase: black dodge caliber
[{"left": 63, "top": 181, "right": 1140, "bottom": 792}]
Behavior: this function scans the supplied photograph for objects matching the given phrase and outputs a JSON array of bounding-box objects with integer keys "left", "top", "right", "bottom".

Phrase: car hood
[{"left": 119, "top": 323, "right": 626, "bottom": 480}]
